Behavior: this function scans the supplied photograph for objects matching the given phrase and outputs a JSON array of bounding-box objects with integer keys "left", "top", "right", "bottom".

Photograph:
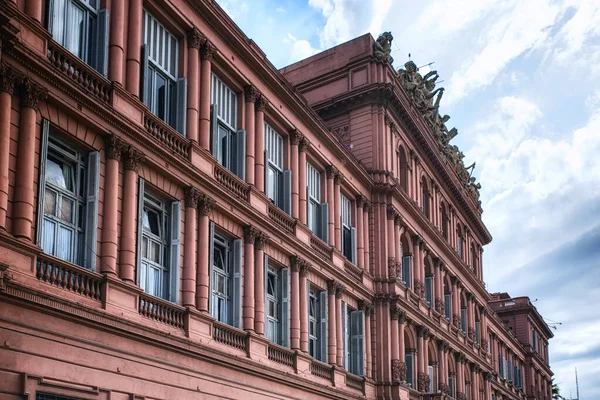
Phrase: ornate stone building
[{"left": 0, "top": 1, "right": 552, "bottom": 399}]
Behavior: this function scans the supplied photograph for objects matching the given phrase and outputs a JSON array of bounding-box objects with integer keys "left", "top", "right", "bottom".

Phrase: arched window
[
  {"left": 404, "top": 328, "right": 416, "bottom": 387},
  {"left": 398, "top": 145, "right": 409, "bottom": 192},
  {"left": 421, "top": 177, "right": 430, "bottom": 219},
  {"left": 443, "top": 275, "right": 452, "bottom": 322},
  {"left": 456, "top": 224, "right": 464, "bottom": 259},
  {"left": 441, "top": 201, "right": 449, "bottom": 240},
  {"left": 471, "top": 243, "right": 477, "bottom": 275},
  {"left": 424, "top": 258, "right": 434, "bottom": 307}
]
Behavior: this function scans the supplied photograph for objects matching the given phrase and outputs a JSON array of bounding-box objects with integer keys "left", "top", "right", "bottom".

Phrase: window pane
[
  {"left": 52, "top": 0, "right": 66, "bottom": 44},
  {"left": 219, "top": 126, "right": 229, "bottom": 167},
  {"left": 42, "top": 219, "right": 56, "bottom": 254},
  {"left": 140, "top": 261, "right": 147, "bottom": 292},
  {"left": 149, "top": 241, "right": 160, "bottom": 263},
  {"left": 67, "top": 3, "right": 85, "bottom": 58},
  {"left": 57, "top": 226, "right": 73, "bottom": 262},
  {"left": 60, "top": 197, "right": 74, "bottom": 223},
  {"left": 148, "top": 265, "right": 157, "bottom": 296},
  {"left": 155, "top": 73, "right": 166, "bottom": 120},
  {"left": 46, "top": 158, "right": 71, "bottom": 190},
  {"left": 44, "top": 189, "right": 57, "bottom": 215}
]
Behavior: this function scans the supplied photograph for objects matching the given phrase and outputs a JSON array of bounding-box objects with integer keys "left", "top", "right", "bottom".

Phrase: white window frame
[
  {"left": 48, "top": 0, "right": 98, "bottom": 64},
  {"left": 341, "top": 194, "right": 356, "bottom": 263},
  {"left": 139, "top": 193, "right": 170, "bottom": 299},
  {"left": 266, "top": 265, "right": 282, "bottom": 344},
  {"left": 307, "top": 162, "right": 321, "bottom": 234},
  {"left": 265, "top": 123, "right": 284, "bottom": 207},
  {"left": 212, "top": 232, "right": 232, "bottom": 324}
]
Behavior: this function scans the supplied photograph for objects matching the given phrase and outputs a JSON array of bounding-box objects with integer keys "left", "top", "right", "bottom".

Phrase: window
[
  {"left": 306, "top": 162, "right": 328, "bottom": 242},
  {"left": 210, "top": 225, "right": 242, "bottom": 327},
  {"left": 37, "top": 120, "right": 100, "bottom": 269},
  {"left": 141, "top": 11, "right": 186, "bottom": 134},
  {"left": 499, "top": 355, "right": 505, "bottom": 378},
  {"left": 507, "top": 358, "right": 513, "bottom": 382},
  {"left": 47, "top": 0, "right": 108, "bottom": 75},
  {"left": 425, "top": 275, "right": 433, "bottom": 306},
  {"left": 421, "top": 180, "right": 429, "bottom": 218},
  {"left": 475, "top": 320, "right": 480, "bottom": 345},
  {"left": 341, "top": 194, "right": 357, "bottom": 262},
  {"left": 428, "top": 365, "right": 434, "bottom": 393},
  {"left": 532, "top": 330, "right": 537, "bottom": 351},
  {"left": 460, "top": 308, "right": 467, "bottom": 334},
  {"left": 308, "top": 286, "right": 328, "bottom": 362},
  {"left": 401, "top": 255, "right": 411, "bottom": 289},
  {"left": 210, "top": 74, "right": 245, "bottom": 179},
  {"left": 265, "top": 123, "right": 291, "bottom": 214},
  {"left": 405, "top": 353, "right": 414, "bottom": 386},
  {"left": 342, "top": 302, "right": 364, "bottom": 376},
  {"left": 136, "top": 182, "right": 180, "bottom": 301},
  {"left": 444, "top": 293, "right": 451, "bottom": 321},
  {"left": 448, "top": 374, "right": 455, "bottom": 397},
  {"left": 36, "top": 394, "right": 82, "bottom": 400},
  {"left": 457, "top": 230, "right": 463, "bottom": 259},
  {"left": 265, "top": 258, "right": 289, "bottom": 347}
]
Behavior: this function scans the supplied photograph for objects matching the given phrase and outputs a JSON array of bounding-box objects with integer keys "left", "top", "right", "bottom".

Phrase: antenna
[
  {"left": 418, "top": 61, "right": 435, "bottom": 69},
  {"left": 575, "top": 368, "right": 580, "bottom": 400}
]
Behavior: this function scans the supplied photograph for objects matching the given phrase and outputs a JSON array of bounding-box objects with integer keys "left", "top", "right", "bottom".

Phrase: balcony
[{"left": 214, "top": 164, "right": 250, "bottom": 202}]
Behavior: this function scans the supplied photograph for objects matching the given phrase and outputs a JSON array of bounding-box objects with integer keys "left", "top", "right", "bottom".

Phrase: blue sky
[{"left": 217, "top": 0, "right": 600, "bottom": 397}]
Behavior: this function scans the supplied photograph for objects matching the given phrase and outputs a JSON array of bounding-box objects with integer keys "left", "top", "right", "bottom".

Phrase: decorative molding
[
  {"left": 187, "top": 28, "right": 206, "bottom": 49},
  {"left": 417, "top": 372, "right": 430, "bottom": 392},
  {"left": 200, "top": 41, "right": 216, "bottom": 61},
  {"left": 184, "top": 186, "right": 202, "bottom": 208},
  {"left": 122, "top": 146, "right": 145, "bottom": 171},
  {"left": 105, "top": 133, "right": 126, "bottom": 160},
  {"left": 244, "top": 84, "right": 260, "bottom": 103},
  {"left": 392, "top": 359, "right": 406, "bottom": 383},
  {"left": 198, "top": 194, "right": 215, "bottom": 216},
  {"left": 20, "top": 78, "right": 47, "bottom": 108},
  {"left": 388, "top": 257, "right": 396, "bottom": 279},
  {"left": 0, "top": 262, "right": 11, "bottom": 292}
]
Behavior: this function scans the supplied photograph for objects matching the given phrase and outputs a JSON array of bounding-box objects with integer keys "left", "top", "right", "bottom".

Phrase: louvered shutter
[
  {"left": 318, "top": 202, "right": 329, "bottom": 243},
  {"left": 341, "top": 302, "right": 348, "bottom": 369},
  {"left": 444, "top": 294, "right": 451, "bottom": 320},
  {"left": 351, "top": 310, "right": 364, "bottom": 376},
  {"left": 36, "top": 120, "right": 50, "bottom": 247},
  {"left": 405, "top": 353, "right": 414, "bottom": 386},
  {"left": 84, "top": 151, "right": 100, "bottom": 270},
  {"left": 232, "top": 239, "right": 242, "bottom": 328},
  {"left": 402, "top": 256, "right": 411, "bottom": 288},
  {"left": 428, "top": 365, "right": 434, "bottom": 392},
  {"left": 235, "top": 129, "right": 246, "bottom": 180},
  {"left": 135, "top": 178, "right": 145, "bottom": 285},
  {"left": 264, "top": 150, "right": 269, "bottom": 197},
  {"left": 281, "top": 266, "right": 289, "bottom": 348},
  {"left": 425, "top": 276, "right": 433, "bottom": 306},
  {"left": 283, "top": 170, "right": 292, "bottom": 215},
  {"left": 175, "top": 77, "right": 187, "bottom": 135},
  {"left": 140, "top": 44, "right": 149, "bottom": 104},
  {"left": 319, "top": 290, "right": 328, "bottom": 363},
  {"left": 169, "top": 201, "right": 181, "bottom": 303},
  {"left": 211, "top": 106, "right": 219, "bottom": 158},
  {"left": 208, "top": 221, "right": 215, "bottom": 314},
  {"left": 350, "top": 227, "right": 357, "bottom": 264},
  {"left": 264, "top": 258, "right": 270, "bottom": 340},
  {"left": 94, "top": 9, "right": 109, "bottom": 76}
]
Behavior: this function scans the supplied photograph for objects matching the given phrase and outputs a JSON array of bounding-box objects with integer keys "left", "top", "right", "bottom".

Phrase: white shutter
[
  {"left": 318, "top": 202, "right": 329, "bottom": 243},
  {"left": 36, "top": 120, "right": 50, "bottom": 247},
  {"left": 342, "top": 301, "right": 348, "bottom": 369},
  {"left": 140, "top": 44, "right": 149, "bottom": 103},
  {"left": 283, "top": 170, "right": 292, "bottom": 215},
  {"left": 175, "top": 77, "right": 187, "bottom": 135},
  {"left": 264, "top": 258, "right": 270, "bottom": 340},
  {"left": 402, "top": 256, "right": 411, "bottom": 287},
  {"left": 169, "top": 201, "right": 181, "bottom": 303},
  {"left": 208, "top": 221, "right": 215, "bottom": 314},
  {"left": 351, "top": 310, "right": 364, "bottom": 376},
  {"left": 235, "top": 129, "right": 246, "bottom": 180},
  {"left": 428, "top": 365, "right": 434, "bottom": 393},
  {"left": 232, "top": 239, "right": 242, "bottom": 328},
  {"left": 211, "top": 105, "right": 219, "bottom": 158},
  {"left": 281, "top": 266, "right": 289, "bottom": 348},
  {"left": 84, "top": 151, "right": 100, "bottom": 270},
  {"left": 350, "top": 227, "right": 357, "bottom": 264},
  {"left": 136, "top": 178, "right": 145, "bottom": 285},
  {"left": 94, "top": 9, "right": 109, "bottom": 76},
  {"left": 319, "top": 290, "right": 328, "bottom": 363}
]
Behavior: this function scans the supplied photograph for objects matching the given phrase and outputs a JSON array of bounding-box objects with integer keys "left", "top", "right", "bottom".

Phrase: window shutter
[
  {"left": 140, "top": 44, "right": 149, "bottom": 104},
  {"left": 232, "top": 239, "right": 243, "bottom": 328},
  {"left": 341, "top": 301, "right": 347, "bottom": 369},
  {"left": 136, "top": 178, "right": 145, "bottom": 286},
  {"left": 264, "top": 258, "right": 270, "bottom": 340},
  {"left": 319, "top": 290, "right": 328, "bottom": 363},
  {"left": 169, "top": 201, "right": 181, "bottom": 303},
  {"left": 175, "top": 77, "right": 187, "bottom": 136},
  {"left": 318, "top": 202, "right": 329, "bottom": 243},
  {"left": 235, "top": 129, "right": 246, "bottom": 180},
  {"left": 281, "top": 266, "right": 289, "bottom": 348},
  {"left": 405, "top": 353, "right": 413, "bottom": 386},
  {"left": 428, "top": 365, "right": 434, "bottom": 392},
  {"left": 264, "top": 150, "right": 269, "bottom": 196},
  {"left": 444, "top": 294, "right": 451, "bottom": 320},
  {"left": 83, "top": 151, "right": 100, "bottom": 270},
  {"left": 283, "top": 170, "right": 292, "bottom": 215},
  {"left": 402, "top": 256, "right": 411, "bottom": 288},
  {"left": 94, "top": 9, "right": 109, "bottom": 76},
  {"left": 208, "top": 221, "right": 215, "bottom": 314},
  {"left": 351, "top": 310, "right": 364, "bottom": 376},
  {"left": 211, "top": 106, "right": 219, "bottom": 158},
  {"left": 350, "top": 227, "right": 357, "bottom": 264},
  {"left": 36, "top": 120, "right": 50, "bottom": 247},
  {"left": 425, "top": 276, "right": 433, "bottom": 306}
]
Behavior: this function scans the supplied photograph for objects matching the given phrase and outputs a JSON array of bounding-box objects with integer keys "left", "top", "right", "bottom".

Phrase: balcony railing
[
  {"left": 35, "top": 254, "right": 102, "bottom": 301},
  {"left": 344, "top": 260, "right": 364, "bottom": 283},
  {"left": 310, "top": 235, "right": 333, "bottom": 261},
  {"left": 267, "top": 343, "right": 295, "bottom": 368},
  {"left": 310, "top": 359, "right": 333, "bottom": 381},
  {"left": 138, "top": 292, "right": 185, "bottom": 329},
  {"left": 213, "top": 321, "right": 247, "bottom": 352},
  {"left": 214, "top": 164, "right": 250, "bottom": 202},
  {"left": 143, "top": 112, "right": 190, "bottom": 159},
  {"left": 47, "top": 40, "right": 111, "bottom": 103},
  {"left": 346, "top": 372, "right": 364, "bottom": 392},
  {"left": 268, "top": 203, "right": 295, "bottom": 234}
]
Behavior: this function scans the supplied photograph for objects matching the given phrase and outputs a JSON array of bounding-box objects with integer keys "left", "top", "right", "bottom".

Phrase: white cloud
[{"left": 283, "top": 34, "right": 320, "bottom": 64}]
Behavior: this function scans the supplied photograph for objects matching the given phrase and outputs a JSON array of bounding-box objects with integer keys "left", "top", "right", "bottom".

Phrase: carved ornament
[
  {"left": 184, "top": 186, "right": 202, "bottom": 208},
  {"left": 244, "top": 85, "right": 260, "bottom": 103},
  {"left": 198, "top": 194, "right": 215, "bottom": 216},
  {"left": 373, "top": 32, "right": 394, "bottom": 63},
  {"left": 20, "top": 79, "right": 47, "bottom": 108},
  {"left": 187, "top": 28, "right": 206, "bottom": 49},
  {"left": 123, "top": 146, "right": 145, "bottom": 171},
  {"left": 392, "top": 359, "right": 406, "bottom": 383},
  {"left": 105, "top": 134, "right": 126, "bottom": 160},
  {"left": 417, "top": 372, "right": 430, "bottom": 393},
  {"left": 200, "top": 41, "right": 216, "bottom": 61}
]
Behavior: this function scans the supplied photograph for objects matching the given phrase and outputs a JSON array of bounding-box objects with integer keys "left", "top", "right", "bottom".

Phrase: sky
[{"left": 216, "top": 0, "right": 600, "bottom": 397}]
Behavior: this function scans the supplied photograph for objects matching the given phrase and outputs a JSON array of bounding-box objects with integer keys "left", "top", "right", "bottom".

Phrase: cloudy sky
[{"left": 217, "top": 0, "right": 600, "bottom": 397}]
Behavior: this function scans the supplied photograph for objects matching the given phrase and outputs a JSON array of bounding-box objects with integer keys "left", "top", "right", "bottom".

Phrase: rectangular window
[
  {"left": 425, "top": 275, "right": 433, "bottom": 306},
  {"left": 532, "top": 330, "right": 536, "bottom": 351},
  {"left": 401, "top": 255, "right": 411, "bottom": 288},
  {"left": 47, "top": 0, "right": 109, "bottom": 75},
  {"left": 460, "top": 308, "right": 467, "bottom": 334},
  {"left": 444, "top": 293, "right": 451, "bottom": 321},
  {"left": 210, "top": 226, "right": 242, "bottom": 327},
  {"left": 308, "top": 285, "right": 328, "bottom": 362},
  {"left": 141, "top": 11, "right": 186, "bottom": 133},
  {"left": 507, "top": 358, "right": 513, "bottom": 382},
  {"left": 210, "top": 74, "right": 245, "bottom": 179},
  {"left": 457, "top": 234, "right": 463, "bottom": 258},
  {"left": 37, "top": 121, "right": 100, "bottom": 270},
  {"left": 405, "top": 353, "right": 414, "bottom": 387},
  {"left": 428, "top": 365, "right": 434, "bottom": 393},
  {"left": 265, "top": 123, "right": 291, "bottom": 214},
  {"left": 265, "top": 258, "right": 289, "bottom": 347},
  {"left": 499, "top": 356, "right": 504, "bottom": 378},
  {"left": 341, "top": 194, "right": 357, "bottom": 263},
  {"left": 475, "top": 321, "right": 480, "bottom": 344},
  {"left": 306, "top": 162, "right": 328, "bottom": 242},
  {"left": 342, "top": 302, "right": 364, "bottom": 376},
  {"left": 448, "top": 375, "right": 455, "bottom": 397}
]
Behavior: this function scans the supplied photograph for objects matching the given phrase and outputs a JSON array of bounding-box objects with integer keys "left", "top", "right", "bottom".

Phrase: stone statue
[{"left": 373, "top": 32, "right": 394, "bottom": 63}]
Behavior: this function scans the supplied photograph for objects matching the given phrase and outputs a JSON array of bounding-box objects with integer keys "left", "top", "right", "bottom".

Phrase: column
[
  {"left": 290, "top": 130, "right": 300, "bottom": 218},
  {"left": 435, "top": 262, "right": 443, "bottom": 314},
  {"left": 186, "top": 29, "right": 204, "bottom": 143},
  {"left": 13, "top": 81, "right": 46, "bottom": 239},
  {"left": 125, "top": 0, "right": 142, "bottom": 95},
  {"left": 199, "top": 42, "right": 216, "bottom": 150},
  {"left": 356, "top": 196, "right": 364, "bottom": 269},
  {"left": 254, "top": 232, "right": 268, "bottom": 334},
  {"left": 100, "top": 135, "right": 124, "bottom": 274},
  {"left": 390, "top": 305, "right": 400, "bottom": 382},
  {"left": 196, "top": 195, "right": 214, "bottom": 311},
  {"left": 119, "top": 147, "right": 144, "bottom": 282},
  {"left": 243, "top": 226, "right": 257, "bottom": 331},
  {"left": 417, "top": 326, "right": 428, "bottom": 392},
  {"left": 299, "top": 262, "right": 310, "bottom": 352},
  {"left": 25, "top": 0, "right": 43, "bottom": 23},
  {"left": 298, "top": 138, "right": 308, "bottom": 224},
  {"left": 327, "top": 280, "right": 337, "bottom": 365},
  {"left": 398, "top": 313, "right": 406, "bottom": 381},
  {"left": 387, "top": 207, "right": 396, "bottom": 279},
  {"left": 334, "top": 173, "right": 342, "bottom": 250},
  {"left": 335, "top": 283, "right": 345, "bottom": 367},
  {"left": 244, "top": 85, "right": 258, "bottom": 185},
  {"left": 455, "top": 355, "right": 463, "bottom": 396},
  {"left": 108, "top": 0, "right": 125, "bottom": 84},
  {"left": 412, "top": 235, "right": 422, "bottom": 295},
  {"left": 0, "top": 66, "right": 18, "bottom": 230},
  {"left": 182, "top": 187, "right": 201, "bottom": 306},
  {"left": 363, "top": 202, "right": 370, "bottom": 272},
  {"left": 290, "top": 257, "right": 301, "bottom": 349},
  {"left": 438, "top": 342, "right": 446, "bottom": 391},
  {"left": 362, "top": 301, "right": 373, "bottom": 378},
  {"left": 326, "top": 165, "right": 335, "bottom": 245},
  {"left": 255, "top": 96, "right": 267, "bottom": 192}
]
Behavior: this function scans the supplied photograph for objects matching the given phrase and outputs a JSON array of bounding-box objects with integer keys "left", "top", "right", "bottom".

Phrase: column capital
[
  {"left": 417, "top": 324, "right": 430, "bottom": 338},
  {"left": 394, "top": 213, "right": 403, "bottom": 227},
  {"left": 255, "top": 232, "right": 269, "bottom": 250},
  {"left": 387, "top": 257, "right": 397, "bottom": 278},
  {"left": 291, "top": 255, "right": 310, "bottom": 273},
  {"left": 412, "top": 234, "right": 423, "bottom": 246},
  {"left": 244, "top": 225, "right": 260, "bottom": 244},
  {"left": 326, "top": 164, "right": 338, "bottom": 179},
  {"left": 244, "top": 84, "right": 261, "bottom": 103},
  {"left": 184, "top": 186, "right": 202, "bottom": 208},
  {"left": 289, "top": 128, "right": 304, "bottom": 145},
  {"left": 187, "top": 28, "right": 206, "bottom": 49},
  {"left": 198, "top": 194, "right": 215, "bottom": 216},
  {"left": 0, "top": 63, "right": 21, "bottom": 95},
  {"left": 363, "top": 200, "right": 372, "bottom": 212},
  {"left": 256, "top": 94, "right": 269, "bottom": 111},
  {"left": 390, "top": 303, "right": 404, "bottom": 321},
  {"left": 335, "top": 282, "right": 345, "bottom": 298},
  {"left": 387, "top": 205, "right": 397, "bottom": 220},
  {"left": 298, "top": 136, "right": 310, "bottom": 152},
  {"left": 358, "top": 300, "right": 373, "bottom": 315},
  {"left": 20, "top": 79, "right": 47, "bottom": 108},
  {"left": 355, "top": 194, "right": 366, "bottom": 208},
  {"left": 123, "top": 146, "right": 145, "bottom": 171},
  {"left": 200, "top": 41, "right": 216, "bottom": 61},
  {"left": 105, "top": 134, "right": 126, "bottom": 160}
]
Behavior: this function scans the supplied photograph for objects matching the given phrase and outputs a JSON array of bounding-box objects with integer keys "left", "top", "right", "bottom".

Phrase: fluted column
[
  {"left": 417, "top": 325, "right": 429, "bottom": 392},
  {"left": 254, "top": 232, "right": 268, "bottom": 334},
  {"left": 290, "top": 256, "right": 301, "bottom": 349},
  {"left": 363, "top": 201, "right": 371, "bottom": 272},
  {"left": 390, "top": 304, "right": 401, "bottom": 384},
  {"left": 0, "top": 66, "right": 19, "bottom": 230},
  {"left": 327, "top": 280, "right": 337, "bottom": 365},
  {"left": 199, "top": 42, "right": 216, "bottom": 150},
  {"left": 255, "top": 96, "right": 267, "bottom": 192},
  {"left": 387, "top": 207, "right": 396, "bottom": 279},
  {"left": 119, "top": 147, "right": 145, "bottom": 282},
  {"left": 196, "top": 195, "right": 214, "bottom": 311},
  {"left": 326, "top": 165, "right": 335, "bottom": 245},
  {"left": 299, "top": 262, "right": 310, "bottom": 352},
  {"left": 356, "top": 196, "right": 365, "bottom": 269},
  {"left": 361, "top": 301, "right": 373, "bottom": 378},
  {"left": 290, "top": 130, "right": 300, "bottom": 218},
  {"left": 244, "top": 85, "right": 258, "bottom": 185},
  {"left": 13, "top": 81, "right": 46, "bottom": 239},
  {"left": 101, "top": 135, "right": 125, "bottom": 274},
  {"left": 125, "top": 0, "right": 142, "bottom": 95},
  {"left": 298, "top": 138, "right": 308, "bottom": 224},
  {"left": 25, "top": 0, "right": 43, "bottom": 23},
  {"left": 438, "top": 342, "right": 446, "bottom": 392},
  {"left": 108, "top": 0, "right": 125, "bottom": 84},
  {"left": 412, "top": 235, "right": 422, "bottom": 296},
  {"left": 334, "top": 172, "right": 342, "bottom": 249},
  {"left": 182, "top": 187, "right": 201, "bottom": 306},
  {"left": 186, "top": 29, "right": 204, "bottom": 143},
  {"left": 243, "top": 225, "right": 258, "bottom": 331},
  {"left": 335, "top": 283, "right": 345, "bottom": 366}
]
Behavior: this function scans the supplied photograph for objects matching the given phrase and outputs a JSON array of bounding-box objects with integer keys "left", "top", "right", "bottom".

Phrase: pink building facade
[{"left": 0, "top": 1, "right": 552, "bottom": 399}]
